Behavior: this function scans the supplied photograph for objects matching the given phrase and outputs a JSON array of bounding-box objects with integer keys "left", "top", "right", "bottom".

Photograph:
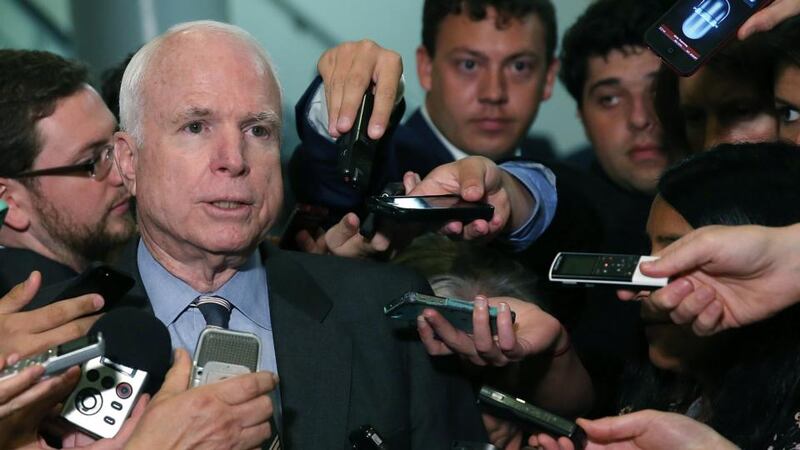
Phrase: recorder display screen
[{"left": 554, "top": 255, "right": 597, "bottom": 276}]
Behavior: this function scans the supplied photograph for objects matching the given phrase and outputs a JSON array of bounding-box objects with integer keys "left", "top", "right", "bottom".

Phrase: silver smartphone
[
  {"left": 191, "top": 327, "right": 261, "bottom": 387},
  {"left": 549, "top": 252, "right": 668, "bottom": 288},
  {"left": 0, "top": 333, "right": 105, "bottom": 380}
]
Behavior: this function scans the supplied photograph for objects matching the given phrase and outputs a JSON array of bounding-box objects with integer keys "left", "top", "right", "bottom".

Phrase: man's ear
[
  {"left": 0, "top": 180, "right": 32, "bottom": 231},
  {"left": 416, "top": 45, "right": 433, "bottom": 92},
  {"left": 541, "top": 58, "right": 560, "bottom": 101},
  {"left": 114, "top": 131, "right": 138, "bottom": 196}
]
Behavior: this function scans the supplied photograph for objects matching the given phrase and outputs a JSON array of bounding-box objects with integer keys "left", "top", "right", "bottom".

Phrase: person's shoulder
[{"left": 280, "top": 249, "right": 425, "bottom": 286}]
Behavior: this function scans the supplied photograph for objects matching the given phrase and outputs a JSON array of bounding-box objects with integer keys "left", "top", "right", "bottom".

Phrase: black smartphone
[
  {"left": 366, "top": 194, "right": 494, "bottom": 224},
  {"left": 277, "top": 203, "right": 330, "bottom": 250},
  {"left": 645, "top": 0, "right": 773, "bottom": 76},
  {"left": 549, "top": 252, "right": 668, "bottom": 289},
  {"left": 28, "top": 263, "right": 135, "bottom": 312},
  {"left": 477, "top": 385, "right": 586, "bottom": 449},
  {"left": 336, "top": 89, "right": 376, "bottom": 192},
  {"left": 384, "top": 292, "right": 514, "bottom": 334}
]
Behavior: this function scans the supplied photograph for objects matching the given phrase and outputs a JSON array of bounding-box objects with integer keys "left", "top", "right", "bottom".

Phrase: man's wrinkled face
[
  {"left": 679, "top": 66, "right": 778, "bottom": 152},
  {"left": 579, "top": 48, "right": 667, "bottom": 194},
  {"left": 129, "top": 33, "right": 283, "bottom": 260},
  {"left": 775, "top": 64, "right": 800, "bottom": 144},
  {"left": 417, "top": 7, "right": 557, "bottom": 160},
  {"left": 26, "top": 86, "right": 134, "bottom": 262}
]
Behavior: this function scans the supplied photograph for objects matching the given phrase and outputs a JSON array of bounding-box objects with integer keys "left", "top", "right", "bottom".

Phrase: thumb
[
  {"left": 0, "top": 271, "right": 42, "bottom": 314},
  {"left": 576, "top": 410, "right": 653, "bottom": 443},
  {"left": 325, "top": 213, "right": 361, "bottom": 250},
  {"left": 640, "top": 229, "right": 709, "bottom": 278},
  {"left": 154, "top": 348, "right": 192, "bottom": 400},
  {"left": 458, "top": 158, "right": 488, "bottom": 201}
]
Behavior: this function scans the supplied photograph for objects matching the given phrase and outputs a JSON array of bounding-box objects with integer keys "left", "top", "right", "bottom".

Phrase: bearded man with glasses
[{"left": 0, "top": 49, "right": 136, "bottom": 294}]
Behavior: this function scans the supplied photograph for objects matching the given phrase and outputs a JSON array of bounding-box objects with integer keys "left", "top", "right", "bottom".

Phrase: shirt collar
[
  {"left": 420, "top": 103, "right": 522, "bottom": 159},
  {"left": 137, "top": 239, "right": 271, "bottom": 330}
]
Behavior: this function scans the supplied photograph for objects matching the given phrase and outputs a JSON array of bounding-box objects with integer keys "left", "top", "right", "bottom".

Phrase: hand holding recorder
[
  {"left": 125, "top": 349, "right": 277, "bottom": 450},
  {"left": 405, "top": 156, "right": 534, "bottom": 241},
  {"left": 622, "top": 224, "right": 800, "bottom": 336},
  {"left": 0, "top": 271, "right": 103, "bottom": 357}
]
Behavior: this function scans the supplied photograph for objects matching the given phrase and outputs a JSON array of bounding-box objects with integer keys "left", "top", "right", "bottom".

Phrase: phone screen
[
  {"left": 387, "top": 195, "right": 474, "bottom": 209},
  {"left": 647, "top": 0, "right": 769, "bottom": 74},
  {"left": 552, "top": 254, "right": 599, "bottom": 277}
]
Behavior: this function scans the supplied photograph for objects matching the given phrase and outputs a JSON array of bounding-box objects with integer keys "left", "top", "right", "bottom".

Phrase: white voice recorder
[{"left": 549, "top": 252, "right": 669, "bottom": 288}]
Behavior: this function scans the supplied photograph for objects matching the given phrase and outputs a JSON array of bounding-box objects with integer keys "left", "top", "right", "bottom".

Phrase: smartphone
[
  {"left": 367, "top": 194, "right": 494, "bottom": 224},
  {"left": 191, "top": 327, "right": 261, "bottom": 387},
  {"left": 277, "top": 203, "right": 330, "bottom": 251},
  {"left": 477, "top": 385, "right": 586, "bottom": 448},
  {"left": 0, "top": 199, "right": 7, "bottom": 228},
  {"left": 645, "top": 0, "right": 773, "bottom": 76},
  {"left": 384, "top": 292, "right": 514, "bottom": 334},
  {"left": 549, "top": 252, "right": 668, "bottom": 288},
  {"left": 337, "top": 89, "right": 377, "bottom": 192},
  {"left": 28, "top": 263, "right": 135, "bottom": 312},
  {"left": 0, "top": 333, "right": 105, "bottom": 381}
]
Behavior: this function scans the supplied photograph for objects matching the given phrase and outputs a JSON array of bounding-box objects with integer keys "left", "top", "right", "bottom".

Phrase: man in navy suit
[{"left": 290, "top": 0, "right": 559, "bottom": 234}]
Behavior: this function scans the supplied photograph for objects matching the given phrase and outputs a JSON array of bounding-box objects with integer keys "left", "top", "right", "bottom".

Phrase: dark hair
[
  {"left": 659, "top": 142, "right": 800, "bottom": 228},
  {"left": 653, "top": 35, "right": 777, "bottom": 153},
  {"left": 0, "top": 49, "right": 88, "bottom": 179},
  {"left": 768, "top": 16, "right": 800, "bottom": 70},
  {"left": 559, "top": 0, "right": 670, "bottom": 107},
  {"left": 100, "top": 53, "right": 135, "bottom": 122},
  {"left": 620, "top": 142, "right": 800, "bottom": 449},
  {"left": 422, "top": 0, "right": 557, "bottom": 63}
]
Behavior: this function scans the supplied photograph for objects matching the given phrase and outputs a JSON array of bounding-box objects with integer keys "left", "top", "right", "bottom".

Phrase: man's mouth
[
  {"left": 628, "top": 144, "right": 665, "bottom": 163},
  {"left": 471, "top": 117, "right": 513, "bottom": 132}
]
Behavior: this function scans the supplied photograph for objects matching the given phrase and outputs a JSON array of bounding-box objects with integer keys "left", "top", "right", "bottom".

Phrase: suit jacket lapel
[{"left": 263, "top": 245, "right": 353, "bottom": 447}]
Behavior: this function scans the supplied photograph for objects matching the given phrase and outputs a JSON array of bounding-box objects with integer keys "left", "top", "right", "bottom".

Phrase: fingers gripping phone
[
  {"left": 549, "top": 252, "right": 668, "bottom": 288},
  {"left": 0, "top": 333, "right": 105, "bottom": 381},
  {"left": 27, "top": 263, "right": 135, "bottom": 312},
  {"left": 337, "top": 89, "right": 377, "bottom": 192},
  {"left": 477, "top": 385, "right": 586, "bottom": 449},
  {"left": 384, "top": 292, "right": 515, "bottom": 334},
  {"left": 367, "top": 194, "right": 494, "bottom": 224},
  {"left": 645, "top": 0, "right": 773, "bottom": 76}
]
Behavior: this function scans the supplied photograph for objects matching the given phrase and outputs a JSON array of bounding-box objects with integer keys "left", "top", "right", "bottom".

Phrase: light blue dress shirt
[{"left": 136, "top": 240, "right": 278, "bottom": 375}]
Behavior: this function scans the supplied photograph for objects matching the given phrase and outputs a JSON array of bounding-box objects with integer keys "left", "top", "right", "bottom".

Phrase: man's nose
[
  {"left": 210, "top": 128, "right": 249, "bottom": 176},
  {"left": 478, "top": 68, "right": 508, "bottom": 105}
]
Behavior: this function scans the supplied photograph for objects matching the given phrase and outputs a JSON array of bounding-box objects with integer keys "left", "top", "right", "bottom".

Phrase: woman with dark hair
[
  {"left": 770, "top": 17, "right": 800, "bottom": 144},
  {"left": 532, "top": 142, "right": 800, "bottom": 450},
  {"left": 621, "top": 142, "right": 800, "bottom": 449}
]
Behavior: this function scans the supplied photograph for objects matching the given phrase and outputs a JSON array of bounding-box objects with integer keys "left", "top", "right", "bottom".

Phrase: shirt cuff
[
  {"left": 498, "top": 161, "right": 558, "bottom": 252},
  {"left": 307, "top": 74, "right": 406, "bottom": 142}
]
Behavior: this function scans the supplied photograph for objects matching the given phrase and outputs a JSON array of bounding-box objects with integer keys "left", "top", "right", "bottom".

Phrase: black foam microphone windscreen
[{"left": 89, "top": 307, "right": 172, "bottom": 393}]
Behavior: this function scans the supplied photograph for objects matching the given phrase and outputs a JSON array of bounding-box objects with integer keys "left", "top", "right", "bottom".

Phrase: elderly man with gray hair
[{"left": 108, "top": 20, "right": 486, "bottom": 449}]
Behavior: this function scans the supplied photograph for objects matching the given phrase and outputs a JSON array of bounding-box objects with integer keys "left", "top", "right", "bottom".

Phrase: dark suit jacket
[
  {"left": 289, "top": 76, "right": 555, "bottom": 216},
  {"left": 114, "top": 241, "right": 487, "bottom": 449},
  {"left": 0, "top": 247, "right": 77, "bottom": 295}
]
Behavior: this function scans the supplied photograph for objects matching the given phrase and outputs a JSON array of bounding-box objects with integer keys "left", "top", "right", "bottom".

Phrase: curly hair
[{"left": 559, "top": 0, "right": 671, "bottom": 107}]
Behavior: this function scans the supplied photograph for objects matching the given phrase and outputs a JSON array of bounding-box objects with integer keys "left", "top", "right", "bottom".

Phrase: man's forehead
[{"left": 436, "top": 9, "right": 545, "bottom": 55}]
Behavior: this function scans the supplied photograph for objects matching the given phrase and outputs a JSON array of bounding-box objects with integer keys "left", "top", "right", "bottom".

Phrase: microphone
[{"left": 61, "top": 308, "right": 172, "bottom": 439}]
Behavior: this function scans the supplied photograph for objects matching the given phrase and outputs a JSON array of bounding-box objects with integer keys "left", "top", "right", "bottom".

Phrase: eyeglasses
[{"left": 10, "top": 145, "right": 115, "bottom": 181}]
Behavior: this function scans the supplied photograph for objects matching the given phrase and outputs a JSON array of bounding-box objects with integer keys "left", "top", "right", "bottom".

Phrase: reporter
[
  {"left": 529, "top": 409, "right": 737, "bottom": 450},
  {"left": 124, "top": 349, "right": 277, "bottom": 450},
  {"left": 0, "top": 271, "right": 103, "bottom": 357}
]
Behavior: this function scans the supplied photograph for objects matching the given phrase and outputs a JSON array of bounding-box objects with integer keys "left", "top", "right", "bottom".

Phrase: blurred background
[{"left": 0, "top": 0, "right": 593, "bottom": 159}]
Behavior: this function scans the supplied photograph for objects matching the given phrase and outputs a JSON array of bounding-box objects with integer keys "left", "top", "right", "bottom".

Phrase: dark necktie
[{"left": 193, "top": 295, "right": 232, "bottom": 328}]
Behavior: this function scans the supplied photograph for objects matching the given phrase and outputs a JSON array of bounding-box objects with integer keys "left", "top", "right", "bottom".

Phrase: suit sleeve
[{"left": 289, "top": 76, "right": 406, "bottom": 213}]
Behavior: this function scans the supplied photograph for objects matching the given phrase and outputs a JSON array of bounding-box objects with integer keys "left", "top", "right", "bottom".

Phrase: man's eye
[
  {"left": 250, "top": 126, "right": 270, "bottom": 138},
  {"left": 778, "top": 105, "right": 800, "bottom": 123},
  {"left": 599, "top": 96, "right": 620, "bottom": 107},
  {"left": 459, "top": 59, "right": 477, "bottom": 71},
  {"left": 511, "top": 60, "right": 532, "bottom": 73},
  {"left": 185, "top": 122, "right": 204, "bottom": 134}
]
